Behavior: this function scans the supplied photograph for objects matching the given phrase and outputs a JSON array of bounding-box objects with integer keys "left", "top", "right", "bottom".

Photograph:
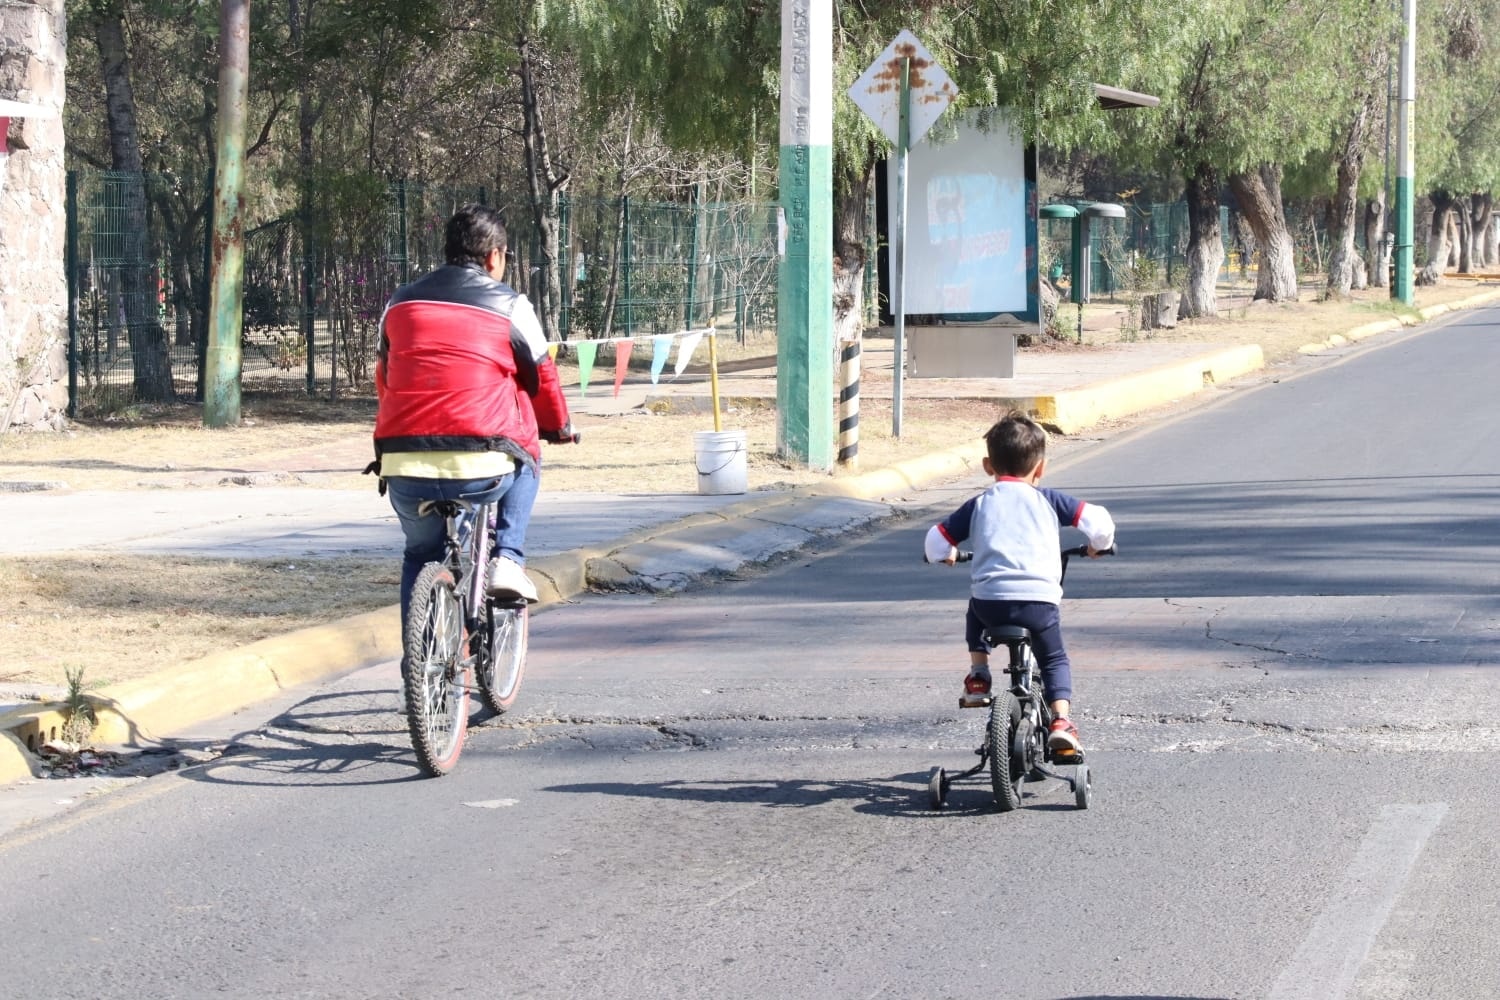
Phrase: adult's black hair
[{"left": 445, "top": 203, "right": 508, "bottom": 267}]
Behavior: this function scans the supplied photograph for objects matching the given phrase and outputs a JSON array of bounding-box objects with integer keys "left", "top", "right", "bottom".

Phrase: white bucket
[{"left": 693, "top": 429, "right": 747, "bottom": 495}]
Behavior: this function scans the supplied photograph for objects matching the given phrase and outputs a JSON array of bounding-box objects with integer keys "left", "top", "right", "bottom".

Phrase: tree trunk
[
  {"left": 1486, "top": 197, "right": 1500, "bottom": 268},
  {"left": 1419, "top": 191, "right": 1455, "bottom": 285},
  {"left": 832, "top": 163, "right": 872, "bottom": 346},
  {"left": 1364, "top": 191, "right": 1388, "bottom": 288},
  {"left": 1325, "top": 98, "right": 1371, "bottom": 299},
  {"left": 1180, "top": 163, "right": 1223, "bottom": 319},
  {"left": 94, "top": 6, "right": 175, "bottom": 402},
  {"left": 1457, "top": 195, "right": 1475, "bottom": 273},
  {"left": 517, "top": 34, "right": 567, "bottom": 341},
  {"left": 1229, "top": 163, "right": 1298, "bottom": 302},
  {"left": 598, "top": 101, "right": 639, "bottom": 340}
]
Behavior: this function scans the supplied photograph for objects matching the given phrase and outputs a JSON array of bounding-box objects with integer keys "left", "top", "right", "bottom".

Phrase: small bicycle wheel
[
  {"left": 987, "top": 693, "right": 1025, "bottom": 812},
  {"left": 477, "top": 599, "right": 528, "bottom": 715},
  {"left": 403, "top": 561, "right": 470, "bottom": 776},
  {"left": 1074, "top": 764, "right": 1092, "bottom": 810},
  {"left": 927, "top": 766, "right": 947, "bottom": 809}
]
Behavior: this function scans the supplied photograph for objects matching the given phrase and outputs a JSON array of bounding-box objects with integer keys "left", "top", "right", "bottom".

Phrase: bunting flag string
[{"left": 544, "top": 327, "right": 716, "bottom": 390}]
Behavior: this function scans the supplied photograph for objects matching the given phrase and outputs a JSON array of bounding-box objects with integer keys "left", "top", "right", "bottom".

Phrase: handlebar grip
[
  {"left": 1064, "top": 543, "right": 1116, "bottom": 557},
  {"left": 543, "top": 427, "right": 581, "bottom": 444}
]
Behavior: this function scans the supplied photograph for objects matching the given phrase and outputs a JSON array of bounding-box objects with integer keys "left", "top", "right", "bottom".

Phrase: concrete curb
[
  {"left": 1036, "top": 344, "right": 1264, "bottom": 434},
  {"left": 3, "top": 294, "right": 1492, "bottom": 784},
  {"left": 1298, "top": 289, "right": 1500, "bottom": 354}
]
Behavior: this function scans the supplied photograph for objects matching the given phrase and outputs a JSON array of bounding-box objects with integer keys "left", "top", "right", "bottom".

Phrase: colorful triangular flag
[
  {"left": 650, "top": 334, "right": 673, "bottom": 385},
  {"left": 613, "top": 339, "right": 634, "bottom": 398},
  {"left": 674, "top": 330, "right": 705, "bottom": 378},
  {"left": 575, "top": 340, "right": 598, "bottom": 397}
]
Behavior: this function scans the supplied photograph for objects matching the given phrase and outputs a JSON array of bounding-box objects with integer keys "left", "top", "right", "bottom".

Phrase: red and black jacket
[{"left": 373, "top": 263, "right": 570, "bottom": 471}]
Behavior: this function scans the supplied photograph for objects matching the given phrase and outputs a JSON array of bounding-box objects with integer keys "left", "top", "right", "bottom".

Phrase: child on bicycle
[{"left": 923, "top": 411, "right": 1115, "bottom": 757}]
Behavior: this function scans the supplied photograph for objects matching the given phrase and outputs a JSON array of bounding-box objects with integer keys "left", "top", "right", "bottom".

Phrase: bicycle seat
[
  {"left": 416, "top": 499, "right": 474, "bottom": 519},
  {"left": 981, "top": 625, "right": 1030, "bottom": 645}
]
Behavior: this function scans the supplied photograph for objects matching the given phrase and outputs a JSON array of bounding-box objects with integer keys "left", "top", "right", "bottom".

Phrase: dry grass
[
  {"left": 0, "top": 553, "right": 394, "bottom": 688},
  {"left": 1, "top": 277, "right": 1492, "bottom": 694}
]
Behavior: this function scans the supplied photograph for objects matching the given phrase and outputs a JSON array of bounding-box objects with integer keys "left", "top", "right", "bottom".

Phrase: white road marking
[
  {"left": 463, "top": 798, "right": 518, "bottom": 809},
  {"left": 1268, "top": 803, "right": 1448, "bottom": 1000}
]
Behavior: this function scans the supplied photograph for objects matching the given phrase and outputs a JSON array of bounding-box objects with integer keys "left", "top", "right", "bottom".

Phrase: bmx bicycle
[
  {"left": 927, "top": 543, "right": 1115, "bottom": 812},
  {"left": 403, "top": 495, "right": 529, "bottom": 777}
]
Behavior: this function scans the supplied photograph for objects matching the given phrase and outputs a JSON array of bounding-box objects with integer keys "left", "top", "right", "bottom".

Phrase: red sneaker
[
  {"left": 1047, "top": 717, "right": 1082, "bottom": 756},
  {"left": 959, "top": 668, "right": 992, "bottom": 709}
]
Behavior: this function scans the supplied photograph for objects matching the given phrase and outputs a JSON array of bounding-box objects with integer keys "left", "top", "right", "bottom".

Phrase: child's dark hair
[{"left": 984, "top": 411, "right": 1048, "bottom": 476}]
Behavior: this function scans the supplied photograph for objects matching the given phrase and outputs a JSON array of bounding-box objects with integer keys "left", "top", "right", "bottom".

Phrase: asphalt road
[{"left": 3, "top": 311, "right": 1498, "bottom": 1000}]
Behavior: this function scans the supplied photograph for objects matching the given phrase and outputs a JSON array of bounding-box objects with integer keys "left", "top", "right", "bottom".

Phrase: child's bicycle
[
  {"left": 927, "top": 544, "right": 1114, "bottom": 812},
  {"left": 403, "top": 496, "right": 529, "bottom": 777}
]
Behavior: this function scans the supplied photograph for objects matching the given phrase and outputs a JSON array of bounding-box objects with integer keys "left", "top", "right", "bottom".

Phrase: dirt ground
[{"left": 1, "top": 279, "right": 1491, "bottom": 696}]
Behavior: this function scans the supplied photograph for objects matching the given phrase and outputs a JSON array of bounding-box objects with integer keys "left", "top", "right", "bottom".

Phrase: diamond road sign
[{"left": 847, "top": 29, "right": 957, "bottom": 147}]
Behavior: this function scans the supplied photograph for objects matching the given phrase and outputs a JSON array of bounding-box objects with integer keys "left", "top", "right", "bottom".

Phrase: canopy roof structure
[{"left": 1093, "top": 83, "right": 1160, "bottom": 110}]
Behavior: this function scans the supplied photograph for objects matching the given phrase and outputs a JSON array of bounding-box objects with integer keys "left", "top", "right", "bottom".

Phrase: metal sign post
[
  {"left": 848, "top": 31, "right": 955, "bottom": 438},
  {"left": 893, "top": 58, "right": 910, "bottom": 437}
]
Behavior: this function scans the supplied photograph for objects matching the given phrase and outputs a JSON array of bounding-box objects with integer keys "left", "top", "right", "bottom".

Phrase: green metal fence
[{"left": 65, "top": 168, "right": 782, "bottom": 413}]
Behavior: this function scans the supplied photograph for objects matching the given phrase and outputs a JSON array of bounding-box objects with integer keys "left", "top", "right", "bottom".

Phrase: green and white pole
[
  {"left": 205, "top": 0, "right": 250, "bottom": 427},
  {"left": 777, "top": 0, "right": 833, "bottom": 469},
  {"left": 1393, "top": 0, "right": 1416, "bottom": 304}
]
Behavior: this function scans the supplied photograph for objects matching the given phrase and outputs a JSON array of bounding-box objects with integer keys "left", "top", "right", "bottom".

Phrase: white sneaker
[{"left": 486, "top": 556, "right": 538, "bottom": 603}]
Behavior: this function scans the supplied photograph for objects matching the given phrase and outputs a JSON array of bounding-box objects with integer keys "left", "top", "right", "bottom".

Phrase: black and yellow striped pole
[{"left": 837, "top": 338, "right": 859, "bottom": 467}]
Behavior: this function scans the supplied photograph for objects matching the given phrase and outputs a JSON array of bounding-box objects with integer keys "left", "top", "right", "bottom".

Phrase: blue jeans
[
  {"left": 966, "top": 598, "right": 1073, "bottom": 704},
  {"left": 386, "top": 473, "right": 515, "bottom": 626},
  {"left": 492, "top": 459, "right": 538, "bottom": 565}
]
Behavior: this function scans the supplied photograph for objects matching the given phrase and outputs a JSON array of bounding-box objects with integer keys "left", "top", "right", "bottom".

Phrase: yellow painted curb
[
  {"left": 1036, "top": 345, "right": 1265, "bottom": 434},
  {"left": 0, "top": 729, "right": 40, "bottom": 784}
]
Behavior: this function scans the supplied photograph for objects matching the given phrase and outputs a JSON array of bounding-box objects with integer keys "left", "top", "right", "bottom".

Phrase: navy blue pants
[{"left": 965, "top": 598, "right": 1073, "bottom": 704}]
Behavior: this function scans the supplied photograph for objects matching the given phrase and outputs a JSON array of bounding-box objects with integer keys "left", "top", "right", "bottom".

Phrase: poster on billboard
[{"left": 880, "top": 107, "right": 1036, "bottom": 322}]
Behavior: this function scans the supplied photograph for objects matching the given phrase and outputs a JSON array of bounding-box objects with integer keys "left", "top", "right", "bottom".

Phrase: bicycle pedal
[{"left": 959, "top": 693, "right": 994, "bottom": 709}]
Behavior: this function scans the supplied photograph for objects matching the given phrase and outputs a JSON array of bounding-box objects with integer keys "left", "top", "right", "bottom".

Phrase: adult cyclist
[{"left": 372, "top": 203, "right": 576, "bottom": 644}]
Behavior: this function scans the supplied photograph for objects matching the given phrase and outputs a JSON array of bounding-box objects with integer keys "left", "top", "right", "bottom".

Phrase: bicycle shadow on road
[
  {"left": 543, "top": 771, "right": 1083, "bottom": 818},
  {"left": 180, "top": 689, "right": 426, "bottom": 788}
]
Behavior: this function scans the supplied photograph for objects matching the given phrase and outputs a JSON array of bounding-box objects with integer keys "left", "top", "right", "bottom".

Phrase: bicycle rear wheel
[
  {"left": 403, "top": 561, "right": 470, "bottom": 776},
  {"left": 477, "top": 600, "right": 528, "bottom": 715},
  {"left": 987, "top": 692, "right": 1024, "bottom": 812}
]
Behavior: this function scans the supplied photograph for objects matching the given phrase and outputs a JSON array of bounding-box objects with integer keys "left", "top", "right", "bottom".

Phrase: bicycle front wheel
[
  {"left": 477, "top": 600, "right": 528, "bottom": 715},
  {"left": 403, "top": 561, "right": 470, "bottom": 776}
]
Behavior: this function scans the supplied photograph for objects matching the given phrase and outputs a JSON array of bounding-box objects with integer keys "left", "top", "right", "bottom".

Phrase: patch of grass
[
  {"left": 0, "top": 554, "right": 396, "bottom": 689},
  {"left": 61, "top": 665, "right": 97, "bottom": 745}
]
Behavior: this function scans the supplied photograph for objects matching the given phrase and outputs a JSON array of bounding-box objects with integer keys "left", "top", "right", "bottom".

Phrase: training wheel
[
  {"left": 1073, "top": 764, "right": 1092, "bottom": 810},
  {"left": 927, "top": 766, "right": 947, "bottom": 809}
]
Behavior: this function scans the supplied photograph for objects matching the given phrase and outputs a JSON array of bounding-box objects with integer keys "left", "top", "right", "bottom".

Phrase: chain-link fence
[{"left": 65, "top": 168, "right": 782, "bottom": 414}]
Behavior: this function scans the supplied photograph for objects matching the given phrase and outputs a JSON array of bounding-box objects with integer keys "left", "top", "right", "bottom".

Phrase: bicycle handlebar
[{"left": 947, "top": 544, "right": 1116, "bottom": 564}]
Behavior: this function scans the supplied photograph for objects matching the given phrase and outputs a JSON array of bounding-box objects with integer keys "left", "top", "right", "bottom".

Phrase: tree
[
  {"left": 76, "top": 0, "right": 176, "bottom": 401},
  {"left": 1415, "top": 1, "right": 1500, "bottom": 283},
  {"left": 1119, "top": 0, "right": 1376, "bottom": 316},
  {"left": 1319, "top": 2, "right": 1399, "bottom": 299}
]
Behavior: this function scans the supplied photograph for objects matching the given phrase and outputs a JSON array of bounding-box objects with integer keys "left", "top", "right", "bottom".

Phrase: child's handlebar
[{"left": 944, "top": 544, "right": 1116, "bottom": 564}]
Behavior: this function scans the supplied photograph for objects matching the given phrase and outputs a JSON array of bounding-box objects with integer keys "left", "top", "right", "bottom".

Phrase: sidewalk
[{"left": 3, "top": 291, "right": 1495, "bottom": 785}]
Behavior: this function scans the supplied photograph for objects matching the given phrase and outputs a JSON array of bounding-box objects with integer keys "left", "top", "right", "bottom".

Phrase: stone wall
[{"left": 0, "top": 0, "right": 67, "bottom": 432}]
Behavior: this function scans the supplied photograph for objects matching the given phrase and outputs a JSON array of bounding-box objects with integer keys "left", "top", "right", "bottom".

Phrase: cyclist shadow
[
  {"left": 542, "top": 771, "right": 1079, "bottom": 817},
  {"left": 182, "top": 689, "right": 429, "bottom": 788}
]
